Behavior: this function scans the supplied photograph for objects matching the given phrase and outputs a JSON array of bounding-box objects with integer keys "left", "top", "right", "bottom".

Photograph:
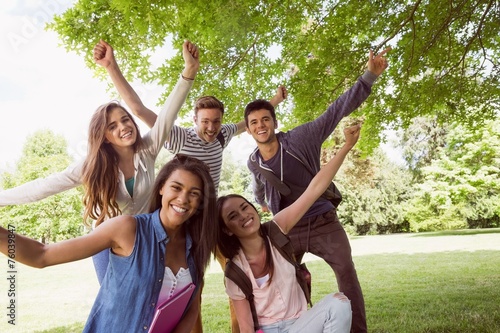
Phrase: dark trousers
[{"left": 287, "top": 208, "right": 367, "bottom": 333}]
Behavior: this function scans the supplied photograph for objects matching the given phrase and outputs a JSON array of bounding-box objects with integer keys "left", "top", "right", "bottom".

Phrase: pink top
[{"left": 225, "top": 235, "right": 307, "bottom": 326}]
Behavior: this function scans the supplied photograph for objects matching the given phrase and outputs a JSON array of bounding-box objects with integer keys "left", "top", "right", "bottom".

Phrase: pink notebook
[{"left": 148, "top": 283, "right": 196, "bottom": 333}]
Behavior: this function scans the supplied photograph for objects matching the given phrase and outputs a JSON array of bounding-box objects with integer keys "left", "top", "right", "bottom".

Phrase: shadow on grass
[
  {"left": 36, "top": 322, "right": 84, "bottom": 333},
  {"left": 411, "top": 227, "right": 500, "bottom": 237}
]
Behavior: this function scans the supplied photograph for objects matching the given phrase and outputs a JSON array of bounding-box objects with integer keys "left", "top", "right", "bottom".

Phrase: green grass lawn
[
  {"left": 1, "top": 247, "right": 499, "bottom": 332},
  {"left": 202, "top": 251, "right": 500, "bottom": 333}
]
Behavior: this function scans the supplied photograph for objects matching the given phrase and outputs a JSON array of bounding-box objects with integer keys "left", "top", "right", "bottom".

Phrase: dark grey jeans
[{"left": 287, "top": 208, "right": 367, "bottom": 333}]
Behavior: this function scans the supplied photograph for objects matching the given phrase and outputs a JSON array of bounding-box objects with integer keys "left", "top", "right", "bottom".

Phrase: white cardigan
[{"left": 0, "top": 75, "right": 194, "bottom": 217}]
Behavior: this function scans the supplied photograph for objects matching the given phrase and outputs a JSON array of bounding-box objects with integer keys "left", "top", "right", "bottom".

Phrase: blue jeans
[{"left": 260, "top": 293, "right": 352, "bottom": 333}]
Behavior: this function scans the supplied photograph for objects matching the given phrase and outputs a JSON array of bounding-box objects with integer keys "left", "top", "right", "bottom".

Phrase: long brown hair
[
  {"left": 149, "top": 155, "right": 218, "bottom": 283},
  {"left": 81, "top": 101, "right": 143, "bottom": 226}
]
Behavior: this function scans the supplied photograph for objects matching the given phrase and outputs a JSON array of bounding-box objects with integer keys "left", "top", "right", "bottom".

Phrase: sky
[
  {"left": 0, "top": 0, "right": 403, "bottom": 175},
  {"left": 0, "top": 0, "right": 264, "bottom": 176},
  {"left": 0, "top": 0, "right": 108, "bottom": 171}
]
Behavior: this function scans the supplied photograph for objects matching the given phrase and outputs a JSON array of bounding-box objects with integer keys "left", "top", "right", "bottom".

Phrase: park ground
[
  {"left": 1, "top": 229, "right": 499, "bottom": 332},
  {"left": 206, "top": 230, "right": 500, "bottom": 273}
]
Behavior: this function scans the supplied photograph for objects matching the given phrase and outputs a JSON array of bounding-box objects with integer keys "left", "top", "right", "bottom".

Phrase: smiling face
[
  {"left": 104, "top": 107, "right": 137, "bottom": 149},
  {"left": 220, "top": 196, "right": 261, "bottom": 238},
  {"left": 159, "top": 169, "right": 203, "bottom": 229},
  {"left": 245, "top": 109, "right": 278, "bottom": 145},
  {"left": 194, "top": 108, "right": 223, "bottom": 143}
]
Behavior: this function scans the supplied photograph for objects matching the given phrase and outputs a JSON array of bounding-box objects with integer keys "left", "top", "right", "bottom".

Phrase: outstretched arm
[
  {"left": 94, "top": 40, "right": 158, "bottom": 128},
  {"left": 0, "top": 215, "right": 136, "bottom": 268},
  {"left": 274, "top": 125, "right": 361, "bottom": 234},
  {"left": 0, "top": 161, "right": 82, "bottom": 207},
  {"left": 235, "top": 85, "right": 288, "bottom": 135}
]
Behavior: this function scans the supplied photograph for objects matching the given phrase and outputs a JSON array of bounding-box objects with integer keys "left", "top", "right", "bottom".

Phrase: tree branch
[
  {"left": 455, "top": 0, "right": 494, "bottom": 68},
  {"left": 439, "top": 0, "right": 494, "bottom": 80},
  {"left": 220, "top": 4, "right": 275, "bottom": 80},
  {"left": 376, "top": 0, "right": 423, "bottom": 50},
  {"left": 220, "top": 33, "right": 261, "bottom": 81}
]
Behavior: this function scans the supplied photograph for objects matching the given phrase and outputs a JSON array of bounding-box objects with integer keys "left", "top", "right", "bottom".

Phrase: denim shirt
[{"left": 83, "top": 209, "right": 199, "bottom": 332}]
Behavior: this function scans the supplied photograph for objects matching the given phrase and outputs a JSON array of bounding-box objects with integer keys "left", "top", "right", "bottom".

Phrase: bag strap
[
  {"left": 216, "top": 131, "right": 225, "bottom": 148},
  {"left": 264, "top": 222, "right": 312, "bottom": 306},
  {"left": 249, "top": 157, "right": 291, "bottom": 196},
  {"left": 224, "top": 222, "right": 312, "bottom": 331},
  {"left": 249, "top": 154, "right": 342, "bottom": 207},
  {"left": 225, "top": 261, "right": 260, "bottom": 331}
]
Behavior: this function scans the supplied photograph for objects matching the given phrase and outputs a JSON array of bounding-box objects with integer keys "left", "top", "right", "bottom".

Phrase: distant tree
[
  {"left": 218, "top": 151, "right": 253, "bottom": 198},
  {"left": 48, "top": 0, "right": 500, "bottom": 153},
  {"left": 0, "top": 130, "right": 85, "bottom": 242},
  {"left": 314, "top": 119, "right": 412, "bottom": 235},
  {"left": 398, "top": 116, "right": 449, "bottom": 181},
  {"left": 154, "top": 148, "right": 175, "bottom": 174},
  {"left": 405, "top": 118, "right": 500, "bottom": 231},
  {"left": 335, "top": 147, "right": 413, "bottom": 235}
]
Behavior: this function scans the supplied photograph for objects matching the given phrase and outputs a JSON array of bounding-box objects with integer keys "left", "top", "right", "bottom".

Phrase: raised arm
[
  {"left": 235, "top": 85, "right": 288, "bottom": 135},
  {"left": 145, "top": 42, "right": 199, "bottom": 154},
  {"left": 269, "top": 85, "right": 287, "bottom": 108},
  {"left": 288, "top": 47, "right": 390, "bottom": 146},
  {"left": 0, "top": 215, "right": 135, "bottom": 268},
  {"left": 94, "top": 40, "right": 158, "bottom": 128},
  {"left": 274, "top": 125, "right": 361, "bottom": 234},
  {"left": 94, "top": 40, "right": 199, "bottom": 127}
]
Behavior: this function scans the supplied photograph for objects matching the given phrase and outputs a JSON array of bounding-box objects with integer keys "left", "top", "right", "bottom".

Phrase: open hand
[{"left": 367, "top": 47, "right": 391, "bottom": 76}]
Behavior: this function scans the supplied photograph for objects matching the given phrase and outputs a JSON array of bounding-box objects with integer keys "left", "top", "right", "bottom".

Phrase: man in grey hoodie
[{"left": 244, "top": 48, "right": 390, "bottom": 333}]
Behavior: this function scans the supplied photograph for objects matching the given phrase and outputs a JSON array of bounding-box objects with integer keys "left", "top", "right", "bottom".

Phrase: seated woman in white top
[{"left": 217, "top": 125, "right": 361, "bottom": 333}]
